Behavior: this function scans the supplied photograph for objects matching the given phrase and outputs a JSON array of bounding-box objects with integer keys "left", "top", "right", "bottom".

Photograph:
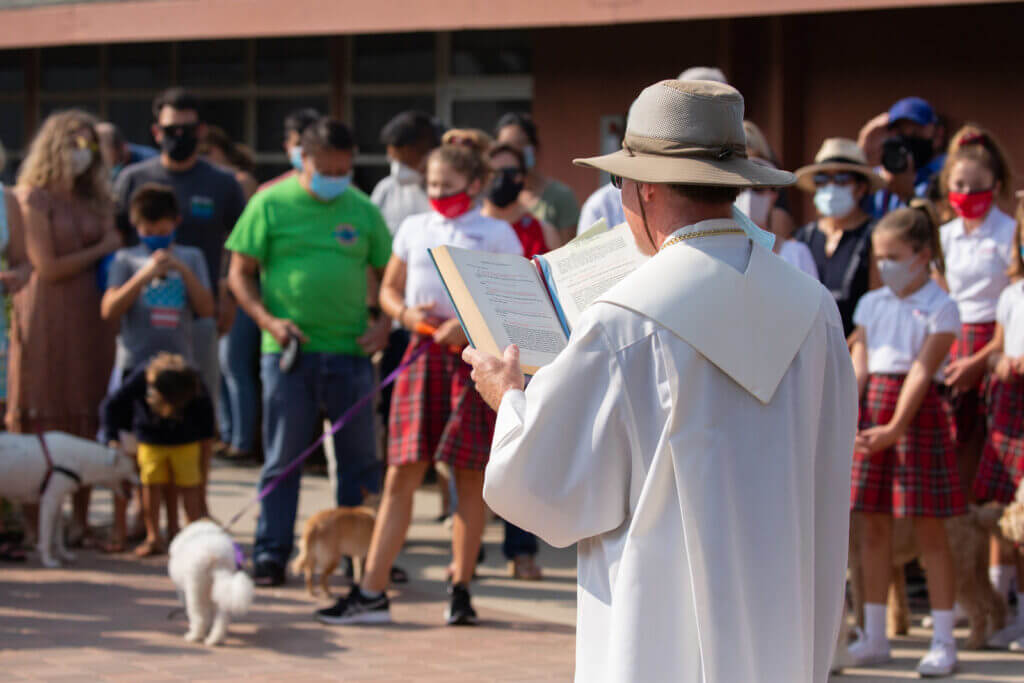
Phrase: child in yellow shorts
[{"left": 101, "top": 353, "right": 215, "bottom": 556}]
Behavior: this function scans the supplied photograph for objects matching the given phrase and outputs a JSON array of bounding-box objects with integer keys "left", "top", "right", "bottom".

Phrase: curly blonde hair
[{"left": 17, "top": 109, "right": 112, "bottom": 208}]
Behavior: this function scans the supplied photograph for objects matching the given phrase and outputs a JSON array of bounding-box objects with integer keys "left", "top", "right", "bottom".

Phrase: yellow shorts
[{"left": 137, "top": 442, "right": 202, "bottom": 487}]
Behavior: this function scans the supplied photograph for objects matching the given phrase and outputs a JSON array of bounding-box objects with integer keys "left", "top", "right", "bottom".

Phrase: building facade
[{"left": 0, "top": 0, "right": 1021, "bottom": 221}]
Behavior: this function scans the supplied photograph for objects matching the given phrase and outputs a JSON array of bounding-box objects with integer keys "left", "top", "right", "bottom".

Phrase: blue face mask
[
  {"left": 141, "top": 232, "right": 175, "bottom": 251},
  {"left": 289, "top": 146, "right": 304, "bottom": 172},
  {"left": 522, "top": 145, "right": 537, "bottom": 170},
  {"left": 309, "top": 171, "right": 352, "bottom": 201}
]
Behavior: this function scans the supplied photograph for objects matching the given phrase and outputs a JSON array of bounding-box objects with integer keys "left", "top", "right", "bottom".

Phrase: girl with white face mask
[
  {"left": 793, "top": 138, "right": 886, "bottom": 337},
  {"left": 848, "top": 204, "right": 964, "bottom": 676}
]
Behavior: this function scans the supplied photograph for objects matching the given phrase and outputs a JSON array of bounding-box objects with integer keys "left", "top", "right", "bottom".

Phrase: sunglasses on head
[
  {"left": 610, "top": 174, "right": 624, "bottom": 189},
  {"left": 812, "top": 171, "right": 857, "bottom": 188},
  {"left": 72, "top": 136, "right": 98, "bottom": 152}
]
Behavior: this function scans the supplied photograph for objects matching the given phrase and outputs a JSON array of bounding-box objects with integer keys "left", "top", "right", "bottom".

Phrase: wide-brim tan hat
[
  {"left": 794, "top": 138, "right": 886, "bottom": 193},
  {"left": 574, "top": 80, "right": 795, "bottom": 189}
]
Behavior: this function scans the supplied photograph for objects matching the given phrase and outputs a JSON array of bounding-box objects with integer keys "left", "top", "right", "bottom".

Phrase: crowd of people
[{"left": 0, "top": 64, "right": 1021, "bottom": 678}]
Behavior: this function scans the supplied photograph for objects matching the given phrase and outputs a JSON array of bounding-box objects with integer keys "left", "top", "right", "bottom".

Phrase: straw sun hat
[
  {"left": 793, "top": 138, "right": 885, "bottom": 193},
  {"left": 574, "top": 80, "right": 795, "bottom": 189}
]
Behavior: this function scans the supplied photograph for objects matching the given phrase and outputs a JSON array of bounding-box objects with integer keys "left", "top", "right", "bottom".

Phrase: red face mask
[
  {"left": 429, "top": 191, "right": 473, "bottom": 219},
  {"left": 948, "top": 189, "right": 994, "bottom": 220}
]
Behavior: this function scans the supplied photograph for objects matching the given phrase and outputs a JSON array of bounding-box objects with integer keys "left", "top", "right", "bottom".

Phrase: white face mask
[
  {"left": 734, "top": 190, "right": 772, "bottom": 228},
  {"left": 878, "top": 255, "right": 925, "bottom": 295},
  {"left": 813, "top": 184, "right": 858, "bottom": 218},
  {"left": 70, "top": 148, "right": 93, "bottom": 177},
  {"left": 390, "top": 160, "right": 422, "bottom": 186}
]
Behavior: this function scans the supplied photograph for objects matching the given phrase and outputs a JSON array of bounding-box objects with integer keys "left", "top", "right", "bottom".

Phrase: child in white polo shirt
[
  {"left": 938, "top": 126, "right": 1016, "bottom": 488},
  {"left": 973, "top": 202, "right": 1024, "bottom": 649},
  {"left": 849, "top": 205, "right": 963, "bottom": 676}
]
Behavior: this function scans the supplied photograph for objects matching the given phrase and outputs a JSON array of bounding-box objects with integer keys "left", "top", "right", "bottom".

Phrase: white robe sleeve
[
  {"left": 812, "top": 305, "right": 858, "bottom": 681},
  {"left": 483, "top": 315, "right": 633, "bottom": 548}
]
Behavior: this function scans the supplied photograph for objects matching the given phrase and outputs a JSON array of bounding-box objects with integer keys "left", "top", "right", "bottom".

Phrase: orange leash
[{"left": 414, "top": 323, "right": 463, "bottom": 354}]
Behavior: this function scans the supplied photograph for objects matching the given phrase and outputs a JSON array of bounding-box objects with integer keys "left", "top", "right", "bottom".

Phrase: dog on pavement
[
  {"left": 168, "top": 519, "right": 254, "bottom": 646},
  {"left": 998, "top": 480, "right": 1024, "bottom": 547},
  {"left": 0, "top": 431, "right": 136, "bottom": 568},
  {"left": 291, "top": 505, "right": 377, "bottom": 597}
]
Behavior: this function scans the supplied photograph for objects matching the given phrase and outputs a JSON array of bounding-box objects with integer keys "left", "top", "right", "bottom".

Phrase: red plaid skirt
[
  {"left": 387, "top": 336, "right": 495, "bottom": 471},
  {"left": 948, "top": 321, "right": 996, "bottom": 445},
  {"left": 851, "top": 374, "right": 965, "bottom": 518},
  {"left": 972, "top": 376, "right": 1024, "bottom": 504}
]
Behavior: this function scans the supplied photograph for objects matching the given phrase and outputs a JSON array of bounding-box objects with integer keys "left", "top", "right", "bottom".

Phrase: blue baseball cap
[{"left": 888, "top": 97, "right": 936, "bottom": 127}]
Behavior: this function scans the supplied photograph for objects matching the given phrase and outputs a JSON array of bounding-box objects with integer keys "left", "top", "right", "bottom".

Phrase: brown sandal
[{"left": 509, "top": 555, "right": 543, "bottom": 581}]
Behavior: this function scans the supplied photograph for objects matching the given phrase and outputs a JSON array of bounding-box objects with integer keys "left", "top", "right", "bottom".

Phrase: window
[
  {"left": 256, "top": 96, "right": 330, "bottom": 152},
  {"left": 0, "top": 49, "right": 25, "bottom": 93},
  {"left": 353, "top": 33, "right": 435, "bottom": 84},
  {"left": 451, "top": 30, "right": 530, "bottom": 76},
  {"left": 41, "top": 46, "right": 101, "bottom": 91},
  {"left": 109, "top": 43, "right": 172, "bottom": 90},
  {"left": 352, "top": 95, "right": 436, "bottom": 156},
  {"left": 453, "top": 99, "right": 531, "bottom": 137},
  {"left": 256, "top": 38, "right": 329, "bottom": 85},
  {"left": 179, "top": 40, "right": 247, "bottom": 87},
  {"left": 107, "top": 99, "right": 157, "bottom": 147}
]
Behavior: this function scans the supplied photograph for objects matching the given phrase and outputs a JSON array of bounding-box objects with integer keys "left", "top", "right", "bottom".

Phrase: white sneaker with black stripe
[{"left": 315, "top": 585, "right": 391, "bottom": 625}]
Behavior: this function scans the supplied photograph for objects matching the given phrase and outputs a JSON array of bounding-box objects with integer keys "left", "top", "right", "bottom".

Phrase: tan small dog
[
  {"left": 998, "top": 480, "right": 1024, "bottom": 546},
  {"left": 291, "top": 505, "right": 377, "bottom": 597}
]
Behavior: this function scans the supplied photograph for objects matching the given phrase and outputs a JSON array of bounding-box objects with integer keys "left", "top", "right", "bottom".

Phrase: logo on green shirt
[{"left": 334, "top": 225, "right": 358, "bottom": 245}]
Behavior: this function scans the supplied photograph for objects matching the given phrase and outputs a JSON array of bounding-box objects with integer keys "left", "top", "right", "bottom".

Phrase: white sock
[
  {"left": 930, "top": 609, "right": 956, "bottom": 646},
  {"left": 864, "top": 603, "right": 888, "bottom": 646},
  {"left": 359, "top": 587, "right": 383, "bottom": 599},
  {"left": 990, "top": 565, "right": 1014, "bottom": 600}
]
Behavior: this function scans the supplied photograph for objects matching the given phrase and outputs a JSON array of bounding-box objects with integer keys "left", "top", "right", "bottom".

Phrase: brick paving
[{"left": 3, "top": 463, "right": 1024, "bottom": 681}]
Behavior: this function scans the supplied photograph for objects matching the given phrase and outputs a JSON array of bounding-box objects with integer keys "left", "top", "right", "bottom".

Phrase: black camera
[{"left": 881, "top": 137, "right": 911, "bottom": 175}]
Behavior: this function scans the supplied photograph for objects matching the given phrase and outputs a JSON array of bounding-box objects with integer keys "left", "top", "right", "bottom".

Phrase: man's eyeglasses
[
  {"left": 812, "top": 171, "right": 858, "bottom": 188},
  {"left": 160, "top": 123, "right": 199, "bottom": 137}
]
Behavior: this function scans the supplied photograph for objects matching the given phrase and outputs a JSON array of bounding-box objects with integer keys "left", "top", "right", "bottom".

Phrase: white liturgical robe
[{"left": 483, "top": 221, "right": 858, "bottom": 683}]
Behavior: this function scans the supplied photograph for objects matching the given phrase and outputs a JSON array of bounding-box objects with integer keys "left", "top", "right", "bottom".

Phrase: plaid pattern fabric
[
  {"left": 948, "top": 322, "right": 996, "bottom": 445},
  {"left": 388, "top": 336, "right": 495, "bottom": 471},
  {"left": 852, "top": 374, "right": 965, "bottom": 518},
  {"left": 973, "top": 376, "right": 1024, "bottom": 504}
]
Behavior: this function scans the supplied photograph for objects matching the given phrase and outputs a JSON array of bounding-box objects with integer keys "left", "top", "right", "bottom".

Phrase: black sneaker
[
  {"left": 445, "top": 583, "right": 477, "bottom": 626},
  {"left": 315, "top": 585, "right": 391, "bottom": 625},
  {"left": 252, "top": 559, "right": 285, "bottom": 587}
]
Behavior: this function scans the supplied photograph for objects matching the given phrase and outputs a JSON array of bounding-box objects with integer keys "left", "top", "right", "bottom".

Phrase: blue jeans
[
  {"left": 503, "top": 521, "right": 539, "bottom": 559},
  {"left": 218, "top": 308, "right": 261, "bottom": 452},
  {"left": 254, "top": 352, "right": 381, "bottom": 567}
]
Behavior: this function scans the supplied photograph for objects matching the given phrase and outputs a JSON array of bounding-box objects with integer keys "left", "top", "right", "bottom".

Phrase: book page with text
[
  {"left": 539, "top": 223, "right": 648, "bottom": 331},
  {"left": 442, "top": 247, "right": 569, "bottom": 371}
]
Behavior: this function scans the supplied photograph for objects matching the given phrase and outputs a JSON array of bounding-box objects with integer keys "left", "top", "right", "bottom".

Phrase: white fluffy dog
[
  {"left": 168, "top": 519, "right": 254, "bottom": 646},
  {"left": 0, "top": 431, "right": 136, "bottom": 567}
]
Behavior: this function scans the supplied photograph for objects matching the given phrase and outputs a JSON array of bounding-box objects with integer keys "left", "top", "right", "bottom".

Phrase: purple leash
[{"left": 223, "top": 340, "right": 433, "bottom": 535}]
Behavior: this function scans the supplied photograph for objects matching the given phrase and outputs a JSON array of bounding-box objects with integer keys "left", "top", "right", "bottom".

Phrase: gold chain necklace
[{"left": 660, "top": 228, "right": 745, "bottom": 251}]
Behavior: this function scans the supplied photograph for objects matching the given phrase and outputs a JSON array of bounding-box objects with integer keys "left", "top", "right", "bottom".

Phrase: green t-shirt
[{"left": 225, "top": 177, "right": 392, "bottom": 355}]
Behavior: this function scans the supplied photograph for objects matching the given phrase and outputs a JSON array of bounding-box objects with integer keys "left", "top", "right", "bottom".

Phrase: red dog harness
[{"left": 37, "top": 433, "right": 82, "bottom": 496}]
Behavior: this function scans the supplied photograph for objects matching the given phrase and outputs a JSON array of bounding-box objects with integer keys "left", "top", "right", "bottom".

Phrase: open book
[{"left": 429, "top": 221, "right": 648, "bottom": 374}]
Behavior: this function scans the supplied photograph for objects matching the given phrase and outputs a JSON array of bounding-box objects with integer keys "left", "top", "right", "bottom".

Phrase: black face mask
[
  {"left": 488, "top": 168, "right": 524, "bottom": 208},
  {"left": 160, "top": 126, "right": 199, "bottom": 163},
  {"left": 902, "top": 135, "right": 935, "bottom": 170}
]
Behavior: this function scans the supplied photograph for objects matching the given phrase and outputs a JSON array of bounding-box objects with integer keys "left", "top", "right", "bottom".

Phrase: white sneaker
[
  {"left": 917, "top": 640, "right": 957, "bottom": 678},
  {"left": 847, "top": 633, "right": 892, "bottom": 667},
  {"left": 987, "top": 622, "right": 1024, "bottom": 649},
  {"left": 1009, "top": 635, "right": 1024, "bottom": 652}
]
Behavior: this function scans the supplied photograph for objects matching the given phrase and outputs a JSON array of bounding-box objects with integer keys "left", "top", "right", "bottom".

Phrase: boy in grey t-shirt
[{"left": 102, "top": 184, "right": 214, "bottom": 376}]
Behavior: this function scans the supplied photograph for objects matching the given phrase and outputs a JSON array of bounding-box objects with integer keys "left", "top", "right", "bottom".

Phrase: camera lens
[{"left": 881, "top": 137, "right": 910, "bottom": 175}]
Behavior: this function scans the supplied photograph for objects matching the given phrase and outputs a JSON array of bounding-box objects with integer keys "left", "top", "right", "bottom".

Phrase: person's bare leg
[
  {"left": 859, "top": 512, "right": 894, "bottom": 605},
  {"left": 164, "top": 483, "right": 180, "bottom": 540},
  {"left": 140, "top": 485, "right": 163, "bottom": 546},
  {"left": 72, "top": 486, "right": 91, "bottom": 540},
  {"left": 914, "top": 517, "right": 955, "bottom": 611},
  {"left": 451, "top": 467, "right": 486, "bottom": 585},
  {"left": 435, "top": 463, "right": 452, "bottom": 518},
  {"left": 199, "top": 440, "right": 212, "bottom": 518},
  {"left": 361, "top": 463, "right": 430, "bottom": 593},
  {"left": 180, "top": 486, "right": 204, "bottom": 525},
  {"left": 22, "top": 503, "right": 39, "bottom": 546}
]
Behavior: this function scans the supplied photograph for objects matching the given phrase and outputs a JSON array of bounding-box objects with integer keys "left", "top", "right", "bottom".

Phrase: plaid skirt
[
  {"left": 972, "top": 376, "right": 1024, "bottom": 504},
  {"left": 852, "top": 374, "right": 965, "bottom": 518},
  {"left": 948, "top": 321, "right": 996, "bottom": 445},
  {"left": 387, "top": 336, "right": 495, "bottom": 471}
]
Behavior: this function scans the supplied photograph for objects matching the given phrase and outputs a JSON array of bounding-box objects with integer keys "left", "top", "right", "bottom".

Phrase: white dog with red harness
[{"left": 0, "top": 431, "right": 137, "bottom": 567}]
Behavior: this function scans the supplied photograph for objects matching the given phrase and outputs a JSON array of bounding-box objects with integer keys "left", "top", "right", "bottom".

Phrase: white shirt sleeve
[
  {"left": 489, "top": 220, "right": 525, "bottom": 256},
  {"left": 852, "top": 292, "right": 874, "bottom": 330},
  {"left": 392, "top": 216, "right": 413, "bottom": 262},
  {"left": 929, "top": 298, "right": 962, "bottom": 336},
  {"left": 793, "top": 242, "right": 819, "bottom": 280},
  {"left": 483, "top": 315, "right": 632, "bottom": 548},
  {"left": 577, "top": 192, "right": 602, "bottom": 236},
  {"left": 996, "top": 286, "right": 1013, "bottom": 327}
]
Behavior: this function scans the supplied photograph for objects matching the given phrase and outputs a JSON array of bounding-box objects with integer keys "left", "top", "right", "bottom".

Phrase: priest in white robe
[{"left": 463, "top": 79, "right": 858, "bottom": 683}]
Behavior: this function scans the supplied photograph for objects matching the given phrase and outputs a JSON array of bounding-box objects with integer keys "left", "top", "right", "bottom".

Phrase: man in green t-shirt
[{"left": 227, "top": 118, "right": 392, "bottom": 586}]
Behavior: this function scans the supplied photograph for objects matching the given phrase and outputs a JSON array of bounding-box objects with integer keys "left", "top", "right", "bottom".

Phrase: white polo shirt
[
  {"left": 997, "top": 280, "right": 1024, "bottom": 358},
  {"left": 940, "top": 207, "right": 1016, "bottom": 324},
  {"left": 854, "top": 279, "right": 961, "bottom": 377},
  {"left": 393, "top": 207, "right": 523, "bottom": 320}
]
